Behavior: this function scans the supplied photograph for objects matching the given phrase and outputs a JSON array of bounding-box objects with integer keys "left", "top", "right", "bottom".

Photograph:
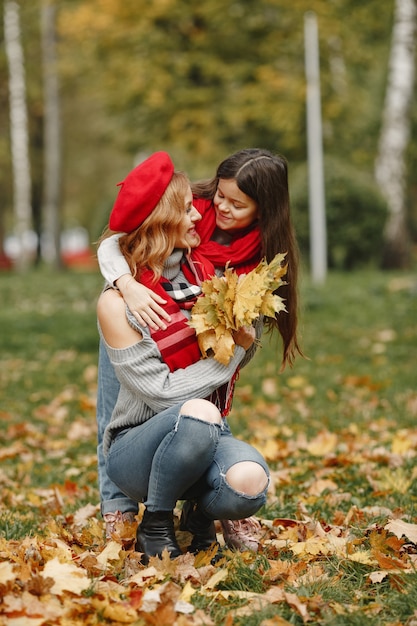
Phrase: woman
[
  {"left": 97, "top": 152, "right": 269, "bottom": 563},
  {"left": 98, "top": 148, "right": 302, "bottom": 549}
]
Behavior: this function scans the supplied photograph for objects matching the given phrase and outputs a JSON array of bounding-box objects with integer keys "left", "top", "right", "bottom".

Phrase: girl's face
[
  {"left": 175, "top": 186, "right": 202, "bottom": 248},
  {"left": 214, "top": 179, "right": 258, "bottom": 233}
]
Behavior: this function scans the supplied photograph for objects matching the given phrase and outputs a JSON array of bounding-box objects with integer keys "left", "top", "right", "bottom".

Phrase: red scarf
[
  {"left": 193, "top": 197, "right": 262, "bottom": 275},
  {"left": 139, "top": 251, "right": 239, "bottom": 416},
  {"left": 139, "top": 252, "right": 212, "bottom": 373}
]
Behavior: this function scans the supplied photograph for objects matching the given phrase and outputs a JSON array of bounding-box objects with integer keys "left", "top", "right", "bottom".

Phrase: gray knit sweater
[{"left": 100, "top": 251, "right": 261, "bottom": 456}]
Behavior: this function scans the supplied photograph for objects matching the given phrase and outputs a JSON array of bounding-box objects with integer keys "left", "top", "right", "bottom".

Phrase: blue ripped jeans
[
  {"left": 106, "top": 403, "right": 269, "bottom": 520},
  {"left": 97, "top": 342, "right": 138, "bottom": 516}
]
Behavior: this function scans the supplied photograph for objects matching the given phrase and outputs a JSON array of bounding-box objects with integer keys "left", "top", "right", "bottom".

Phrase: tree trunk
[
  {"left": 375, "top": 0, "right": 417, "bottom": 269},
  {"left": 41, "top": 0, "right": 62, "bottom": 268},
  {"left": 4, "top": 0, "right": 33, "bottom": 271}
]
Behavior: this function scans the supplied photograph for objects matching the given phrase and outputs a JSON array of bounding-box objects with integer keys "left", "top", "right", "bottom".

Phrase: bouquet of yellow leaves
[{"left": 189, "top": 252, "right": 288, "bottom": 365}]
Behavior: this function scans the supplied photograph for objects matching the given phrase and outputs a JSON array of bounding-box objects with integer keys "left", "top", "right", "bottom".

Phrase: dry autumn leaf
[
  {"left": 189, "top": 253, "right": 288, "bottom": 365},
  {"left": 0, "top": 561, "right": 15, "bottom": 584},
  {"left": 385, "top": 519, "right": 417, "bottom": 544},
  {"left": 40, "top": 557, "right": 91, "bottom": 594}
]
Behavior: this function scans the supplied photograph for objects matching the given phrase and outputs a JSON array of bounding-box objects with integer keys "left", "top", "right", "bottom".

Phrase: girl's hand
[
  {"left": 115, "top": 275, "right": 171, "bottom": 330},
  {"left": 232, "top": 325, "right": 256, "bottom": 351}
]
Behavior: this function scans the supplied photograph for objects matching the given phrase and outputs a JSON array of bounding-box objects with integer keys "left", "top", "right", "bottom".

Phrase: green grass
[
  {"left": 0, "top": 265, "right": 416, "bottom": 625},
  {"left": 234, "top": 269, "right": 417, "bottom": 430}
]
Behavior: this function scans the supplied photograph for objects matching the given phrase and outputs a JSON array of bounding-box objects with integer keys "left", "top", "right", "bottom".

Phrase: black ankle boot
[
  {"left": 180, "top": 501, "right": 219, "bottom": 554},
  {"left": 135, "top": 509, "right": 182, "bottom": 563}
]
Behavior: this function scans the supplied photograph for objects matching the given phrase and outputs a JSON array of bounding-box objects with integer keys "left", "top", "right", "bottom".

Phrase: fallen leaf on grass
[
  {"left": 385, "top": 519, "right": 417, "bottom": 544},
  {"left": 40, "top": 557, "right": 91, "bottom": 594},
  {"left": 128, "top": 565, "right": 166, "bottom": 585},
  {"left": 290, "top": 538, "right": 331, "bottom": 557},
  {"left": 346, "top": 550, "right": 376, "bottom": 565},
  {"left": 1, "top": 590, "right": 63, "bottom": 623},
  {"left": 372, "top": 551, "right": 409, "bottom": 570},
  {"left": 72, "top": 502, "right": 100, "bottom": 526},
  {"left": 0, "top": 560, "right": 16, "bottom": 583},
  {"left": 368, "top": 468, "right": 414, "bottom": 494},
  {"left": 96, "top": 540, "right": 124, "bottom": 566},
  {"left": 0, "top": 442, "right": 27, "bottom": 461},
  {"left": 293, "top": 564, "right": 329, "bottom": 587},
  {"left": 369, "top": 570, "right": 389, "bottom": 583},
  {"left": 101, "top": 604, "right": 139, "bottom": 623},
  {"left": 284, "top": 591, "right": 311, "bottom": 623},
  {"left": 260, "top": 617, "right": 293, "bottom": 626},
  {"left": 307, "top": 478, "right": 339, "bottom": 496},
  {"left": 201, "top": 567, "right": 228, "bottom": 590},
  {"left": 306, "top": 431, "right": 338, "bottom": 456}
]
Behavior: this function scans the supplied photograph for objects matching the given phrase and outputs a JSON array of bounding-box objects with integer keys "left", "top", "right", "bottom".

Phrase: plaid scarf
[{"left": 161, "top": 280, "right": 201, "bottom": 310}]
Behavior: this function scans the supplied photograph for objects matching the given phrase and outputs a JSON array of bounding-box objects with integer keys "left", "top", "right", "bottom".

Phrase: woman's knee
[
  {"left": 180, "top": 398, "right": 222, "bottom": 424},
  {"left": 225, "top": 461, "right": 269, "bottom": 496}
]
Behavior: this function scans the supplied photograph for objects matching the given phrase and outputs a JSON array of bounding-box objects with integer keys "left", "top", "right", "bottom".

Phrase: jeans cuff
[{"left": 101, "top": 497, "right": 139, "bottom": 516}]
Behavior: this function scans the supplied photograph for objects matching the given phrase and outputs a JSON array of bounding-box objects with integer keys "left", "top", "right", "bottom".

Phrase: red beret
[{"left": 109, "top": 151, "right": 175, "bottom": 232}]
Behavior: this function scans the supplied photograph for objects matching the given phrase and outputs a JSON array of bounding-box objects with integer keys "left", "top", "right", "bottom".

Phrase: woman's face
[
  {"left": 214, "top": 179, "right": 258, "bottom": 233},
  {"left": 175, "top": 186, "right": 202, "bottom": 249}
]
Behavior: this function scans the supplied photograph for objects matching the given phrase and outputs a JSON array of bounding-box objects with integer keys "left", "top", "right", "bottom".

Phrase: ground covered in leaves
[{"left": 1, "top": 268, "right": 417, "bottom": 625}]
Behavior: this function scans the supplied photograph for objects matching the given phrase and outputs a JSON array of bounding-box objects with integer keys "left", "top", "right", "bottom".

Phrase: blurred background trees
[{"left": 1, "top": 0, "right": 416, "bottom": 271}]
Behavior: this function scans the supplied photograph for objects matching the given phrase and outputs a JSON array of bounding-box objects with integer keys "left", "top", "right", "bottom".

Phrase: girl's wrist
[{"left": 115, "top": 274, "right": 134, "bottom": 294}]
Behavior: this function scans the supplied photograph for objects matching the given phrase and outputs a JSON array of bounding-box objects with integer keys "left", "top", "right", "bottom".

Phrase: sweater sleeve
[
  {"left": 97, "top": 233, "right": 131, "bottom": 285},
  {"left": 99, "top": 323, "right": 246, "bottom": 414}
]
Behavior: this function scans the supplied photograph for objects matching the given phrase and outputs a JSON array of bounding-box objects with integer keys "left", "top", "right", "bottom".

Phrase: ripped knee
[
  {"left": 225, "top": 461, "right": 269, "bottom": 496},
  {"left": 180, "top": 398, "right": 222, "bottom": 424}
]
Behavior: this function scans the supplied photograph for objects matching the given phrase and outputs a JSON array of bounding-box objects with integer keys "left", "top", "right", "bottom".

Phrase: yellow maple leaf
[
  {"left": 306, "top": 430, "right": 338, "bottom": 456},
  {"left": 189, "top": 253, "right": 288, "bottom": 364},
  {"left": 96, "top": 540, "right": 123, "bottom": 567},
  {"left": 41, "top": 556, "right": 91, "bottom": 595},
  {"left": 290, "top": 537, "right": 330, "bottom": 556},
  {"left": 197, "top": 329, "right": 218, "bottom": 358},
  {"left": 261, "top": 292, "right": 287, "bottom": 317},
  {"left": 212, "top": 331, "right": 236, "bottom": 366},
  {"left": 0, "top": 561, "right": 15, "bottom": 584},
  {"left": 188, "top": 312, "right": 212, "bottom": 335},
  {"left": 202, "top": 567, "right": 229, "bottom": 590},
  {"left": 372, "top": 468, "right": 413, "bottom": 494},
  {"left": 102, "top": 602, "right": 139, "bottom": 622},
  {"left": 218, "top": 268, "right": 239, "bottom": 327},
  {"left": 197, "top": 325, "right": 234, "bottom": 364},
  {"left": 346, "top": 550, "right": 377, "bottom": 565},
  {"left": 234, "top": 291, "right": 263, "bottom": 327}
]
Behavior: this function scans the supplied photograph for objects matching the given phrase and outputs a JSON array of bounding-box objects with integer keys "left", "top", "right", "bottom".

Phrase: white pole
[{"left": 304, "top": 11, "right": 327, "bottom": 284}]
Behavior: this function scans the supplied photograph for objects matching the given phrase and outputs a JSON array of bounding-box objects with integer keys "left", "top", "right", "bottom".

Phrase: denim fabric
[
  {"left": 106, "top": 403, "right": 269, "bottom": 519},
  {"left": 97, "top": 341, "right": 138, "bottom": 515}
]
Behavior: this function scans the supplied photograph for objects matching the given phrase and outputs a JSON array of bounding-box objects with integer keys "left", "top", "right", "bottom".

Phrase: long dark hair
[{"left": 192, "top": 148, "right": 303, "bottom": 368}]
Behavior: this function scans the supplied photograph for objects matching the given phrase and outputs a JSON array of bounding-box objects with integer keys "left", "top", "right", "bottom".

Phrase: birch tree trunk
[
  {"left": 4, "top": 0, "right": 32, "bottom": 271},
  {"left": 375, "top": 0, "right": 417, "bottom": 269},
  {"left": 41, "top": 0, "right": 62, "bottom": 268}
]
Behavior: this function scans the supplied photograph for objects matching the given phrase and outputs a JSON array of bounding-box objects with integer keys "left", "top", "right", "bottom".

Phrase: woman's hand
[
  {"left": 115, "top": 275, "right": 171, "bottom": 330},
  {"left": 232, "top": 325, "right": 256, "bottom": 351}
]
